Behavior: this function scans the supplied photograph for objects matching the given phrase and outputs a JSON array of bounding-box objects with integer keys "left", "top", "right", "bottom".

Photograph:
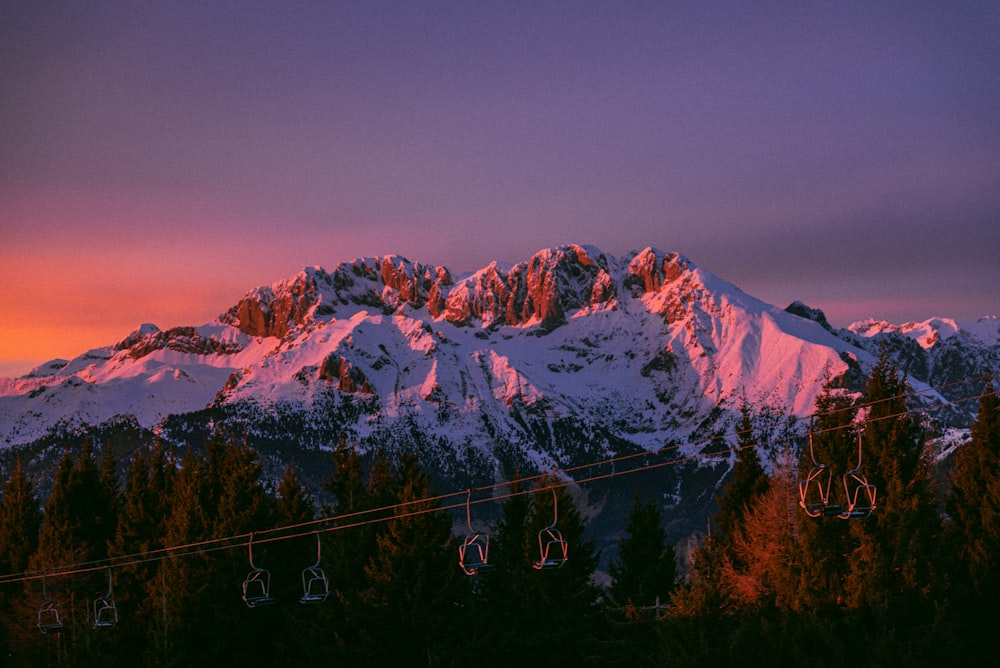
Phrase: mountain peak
[{"left": 2, "top": 244, "right": 995, "bottom": 453}]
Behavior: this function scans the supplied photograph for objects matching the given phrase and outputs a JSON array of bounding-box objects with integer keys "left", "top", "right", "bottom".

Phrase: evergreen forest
[{"left": 1, "top": 358, "right": 997, "bottom": 667}]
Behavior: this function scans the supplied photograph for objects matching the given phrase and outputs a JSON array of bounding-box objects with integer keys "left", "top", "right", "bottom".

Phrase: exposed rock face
[
  {"left": 785, "top": 301, "right": 834, "bottom": 332},
  {"left": 624, "top": 248, "right": 689, "bottom": 294},
  {"left": 443, "top": 244, "right": 618, "bottom": 328},
  {"left": 444, "top": 262, "right": 511, "bottom": 326},
  {"left": 3, "top": 243, "right": 996, "bottom": 463},
  {"left": 221, "top": 245, "right": 693, "bottom": 338},
  {"left": 425, "top": 266, "right": 452, "bottom": 319},
  {"left": 222, "top": 257, "right": 455, "bottom": 336},
  {"left": 118, "top": 325, "right": 245, "bottom": 360},
  {"left": 319, "top": 354, "right": 372, "bottom": 394},
  {"left": 223, "top": 271, "right": 323, "bottom": 338}
]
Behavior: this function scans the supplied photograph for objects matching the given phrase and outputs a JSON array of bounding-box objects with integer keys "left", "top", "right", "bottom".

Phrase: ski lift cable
[{"left": 0, "top": 382, "right": 993, "bottom": 586}]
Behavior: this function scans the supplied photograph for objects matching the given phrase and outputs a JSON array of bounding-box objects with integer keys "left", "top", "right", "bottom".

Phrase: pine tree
[
  {"left": 609, "top": 493, "right": 677, "bottom": 616},
  {"left": 0, "top": 459, "right": 42, "bottom": 575},
  {"left": 110, "top": 442, "right": 176, "bottom": 666},
  {"left": 713, "top": 402, "right": 770, "bottom": 543},
  {"left": 947, "top": 375, "right": 1000, "bottom": 596},
  {"left": 477, "top": 477, "right": 603, "bottom": 667},
  {"left": 0, "top": 460, "right": 43, "bottom": 661},
  {"left": 27, "top": 441, "right": 121, "bottom": 662},
  {"left": 671, "top": 401, "right": 780, "bottom": 618},
  {"left": 608, "top": 493, "right": 677, "bottom": 666},
  {"left": 152, "top": 446, "right": 211, "bottom": 666},
  {"left": 844, "top": 350, "right": 940, "bottom": 612},
  {"left": 358, "top": 454, "right": 461, "bottom": 666},
  {"left": 266, "top": 459, "right": 329, "bottom": 664},
  {"left": 276, "top": 459, "right": 316, "bottom": 526},
  {"left": 791, "top": 382, "right": 857, "bottom": 611},
  {"left": 941, "top": 375, "right": 1000, "bottom": 661},
  {"left": 720, "top": 454, "right": 798, "bottom": 611},
  {"left": 322, "top": 438, "right": 377, "bottom": 656}
]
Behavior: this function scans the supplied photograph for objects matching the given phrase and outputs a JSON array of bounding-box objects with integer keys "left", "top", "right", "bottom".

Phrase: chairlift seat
[
  {"left": 800, "top": 462, "right": 841, "bottom": 518},
  {"left": 840, "top": 472, "right": 876, "bottom": 519},
  {"left": 242, "top": 568, "right": 275, "bottom": 607},
  {"left": 93, "top": 595, "right": 118, "bottom": 628},
  {"left": 37, "top": 600, "right": 64, "bottom": 634},
  {"left": 299, "top": 565, "right": 329, "bottom": 604},
  {"left": 459, "top": 533, "right": 495, "bottom": 576},
  {"left": 533, "top": 527, "right": 568, "bottom": 570}
]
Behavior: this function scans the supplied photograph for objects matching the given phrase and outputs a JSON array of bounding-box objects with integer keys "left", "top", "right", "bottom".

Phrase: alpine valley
[{"left": 2, "top": 245, "right": 998, "bottom": 549}]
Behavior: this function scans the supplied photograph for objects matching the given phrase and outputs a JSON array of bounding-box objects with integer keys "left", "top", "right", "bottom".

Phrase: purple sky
[{"left": 2, "top": 1, "right": 999, "bottom": 377}]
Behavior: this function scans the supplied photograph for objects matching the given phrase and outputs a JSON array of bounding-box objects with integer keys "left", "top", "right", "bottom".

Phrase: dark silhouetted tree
[
  {"left": 609, "top": 493, "right": 677, "bottom": 616},
  {"left": 0, "top": 459, "right": 42, "bottom": 661}
]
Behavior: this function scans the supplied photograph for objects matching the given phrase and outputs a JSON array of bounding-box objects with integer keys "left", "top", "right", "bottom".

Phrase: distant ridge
[{"left": 2, "top": 245, "right": 997, "bottom": 454}]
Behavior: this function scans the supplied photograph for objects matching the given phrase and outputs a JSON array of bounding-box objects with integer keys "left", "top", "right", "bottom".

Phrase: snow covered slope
[{"left": 1, "top": 246, "right": 994, "bottom": 455}]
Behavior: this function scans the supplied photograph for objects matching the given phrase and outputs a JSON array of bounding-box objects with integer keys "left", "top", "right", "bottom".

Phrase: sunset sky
[{"left": 2, "top": 1, "right": 999, "bottom": 378}]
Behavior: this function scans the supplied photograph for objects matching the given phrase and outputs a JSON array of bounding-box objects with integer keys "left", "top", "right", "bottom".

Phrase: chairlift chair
[
  {"left": 838, "top": 431, "right": 877, "bottom": 520},
  {"left": 93, "top": 567, "right": 119, "bottom": 628},
  {"left": 299, "top": 533, "right": 329, "bottom": 604},
  {"left": 459, "top": 489, "right": 496, "bottom": 576},
  {"left": 37, "top": 572, "right": 64, "bottom": 634},
  {"left": 459, "top": 533, "right": 494, "bottom": 576},
  {"left": 533, "top": 488, "right": 568, "bottom": 570},
  {"left": 798, "top": 423, "right": 841, "bottom": 518},
  {"left": 242, "top": 533, "right": 275, "bottom": 608}
]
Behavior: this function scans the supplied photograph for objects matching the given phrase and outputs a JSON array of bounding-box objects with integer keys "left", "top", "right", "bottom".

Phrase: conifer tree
[
  {"left": 947, "top": 375, "right": 1000, "bottom": 597},
  {"left": 0, "top": 460, "right": 42, "bottom": 661},
  {"left": 152, "top": 446, "right": 211, "bottom": 666},
  {"left": 720, "top": 453, "right": 798, "bottom": 611},
  {"left": 269, "top": 459, "right": 327, "bottom": 664},
  {"left": 358, "top": 454, "right": 461, "bottom": 666},
  {"left": 478, "top": 477, "right": 603, "bottom": 667},
  {"left": 713, "top": 402, "right": 770, "bottom": 543},
  {"left": 942, "top": 376, "right": 1000, "bottom": 661},
  {"left": 844, "top": 350, "right": 940, "bottom": 612},
  {"left": 609, "top": 493, "right": 677, "bottom": 616},
  {"left": 99, "top": 441, "right": 121, "bottom": 545},
  {"left": 322, "top": 439, "right": 376, "bottom": 654},
  {"left": 608, "top": 493, "right": 677, "bottom": 666},
  {"left": 276, "top": 459, "right": 315, "bottom": 526},
  {"left": 0, "top": 459, "right": 42, "bottom": 575},
  {"left": 36, "top": 441, "right": 116, "bottom": 569},
  {"left": 791, "top": 382, "right": 857, "bottom": 611},
  {"left": 671, "top": 402, "right": 779, "bottom": 618},
  {"left": 471, "top": 475, "right": 533, "bottom": 660},
  {"left": 28, "top": 441, "right": 120, "bottom": 660},
  {"left": 110, "top": 442, "right": 176, "bottom": 666}
]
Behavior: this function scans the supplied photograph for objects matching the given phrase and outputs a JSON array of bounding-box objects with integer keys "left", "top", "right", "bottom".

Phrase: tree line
[{"left": 0, "top": 354, "right": 997, "bottom": 667}]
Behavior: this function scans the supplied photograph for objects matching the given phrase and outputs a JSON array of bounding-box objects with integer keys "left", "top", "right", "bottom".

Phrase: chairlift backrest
[
  {"left": 300, "top": 533, "right": 329, "bottom": 604},
  {"left": 799, "top": 422, "right": 843, "bottom": 518},
  {"left": 243, "top": 568, "right": 274, "bottom": 607},
  {"left": 37, "top": 572, "right": 64, "bottom": 634},
  {"left": 459, "top": 532, "right": 495, "bottom": 575},
  {"left": 93, "top": 595, "right": 118, "bottom": 628},
  {"left": 242, "top": 533, "right": 275, "bottom": 608},
  {"left": 532, "top": 488, "right": 568, "bottom": 570},
  {"left": 799, "top": 464, "right": 833, "bottom": 518},
  {"left": 37, "top": 599, "right": 64, "bottom": 634},
  {"left": 533, "top": 525, "right": 568, "bottom": 570},
  {"left": 459, "top": 489, "right": 495, "bottom": 575},
  {"left": 839, "top": 471, "right": 877, "bottom": 519},
  {"left": 93, "top": 567, "right": 118, "bottom": 628},
  {"left": 300, "top": 566, "right": 329, "bottom": 604},
  {"left": 838, "top": 433, "right": 876, "bottom": 519}
]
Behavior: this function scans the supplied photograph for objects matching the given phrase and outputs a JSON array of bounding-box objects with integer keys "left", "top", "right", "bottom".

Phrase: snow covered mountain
[{"left": 1, "top": 245, "right": 996, "bottom": 540}]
